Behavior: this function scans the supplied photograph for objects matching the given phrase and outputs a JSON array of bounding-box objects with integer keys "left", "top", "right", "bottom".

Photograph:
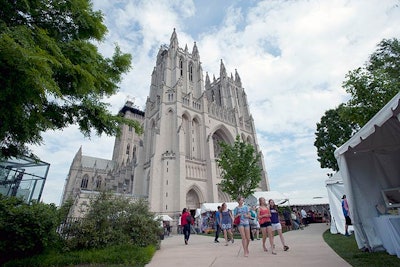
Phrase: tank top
[
  {"left": 270, "top": 207, "right": 279, "bottom": 224},
  {"left": 258, "top": 206, "right": 271, "bottom": 224}
]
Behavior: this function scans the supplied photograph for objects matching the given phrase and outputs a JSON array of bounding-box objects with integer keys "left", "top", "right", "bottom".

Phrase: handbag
[{"left": 233, "top": 216, "right": 240, "bottom": 226}]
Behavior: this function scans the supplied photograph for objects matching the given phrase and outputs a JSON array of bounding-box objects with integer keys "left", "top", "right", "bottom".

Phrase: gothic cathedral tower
[{"left": 133, "top": 29, "right": 269, "bottom": 215}]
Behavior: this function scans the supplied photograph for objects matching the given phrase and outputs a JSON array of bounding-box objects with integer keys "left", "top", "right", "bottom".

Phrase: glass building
[{"left": 0, "top": 157, "right": 50, "bottom": 203}]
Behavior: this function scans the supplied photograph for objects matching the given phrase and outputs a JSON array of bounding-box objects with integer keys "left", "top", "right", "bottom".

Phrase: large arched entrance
[{"left": 186, "top": 188, "right": 200, "bottom": 210}]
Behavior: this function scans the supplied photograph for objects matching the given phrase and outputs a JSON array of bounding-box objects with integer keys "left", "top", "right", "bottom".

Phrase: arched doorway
[{"left": 186, "top": 188, "right": 200, "bottom": 211}]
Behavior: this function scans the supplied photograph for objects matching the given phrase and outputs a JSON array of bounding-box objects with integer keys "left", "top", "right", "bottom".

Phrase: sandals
[{"left": 284, "top": 245, "right": 289, "bottom": 251}]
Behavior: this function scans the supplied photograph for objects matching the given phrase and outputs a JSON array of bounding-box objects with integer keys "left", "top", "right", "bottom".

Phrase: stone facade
[{"left": 61, "top": 29, "right": 269, "bottom": 219}]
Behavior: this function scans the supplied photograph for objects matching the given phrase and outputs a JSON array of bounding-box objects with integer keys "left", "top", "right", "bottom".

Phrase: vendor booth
[{"left": 334, "top": 92, "right": 400, "bottom": 258}]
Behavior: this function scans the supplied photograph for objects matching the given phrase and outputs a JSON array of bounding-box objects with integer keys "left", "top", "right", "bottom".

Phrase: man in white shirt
[{"left": 301, "top": 208, "right": 308, "bottom": 226}]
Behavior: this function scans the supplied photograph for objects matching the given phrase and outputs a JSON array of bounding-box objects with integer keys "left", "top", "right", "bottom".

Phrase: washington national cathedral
[{"left": 61, "top": 29, "right": 270, "bottom": 218}]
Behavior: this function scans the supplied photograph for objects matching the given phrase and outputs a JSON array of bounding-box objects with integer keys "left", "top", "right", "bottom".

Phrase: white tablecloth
[{"left": 373, "top": 215, "right": 400, "bottom": 258}]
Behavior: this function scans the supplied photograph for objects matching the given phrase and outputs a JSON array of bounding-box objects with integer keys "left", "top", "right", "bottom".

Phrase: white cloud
[{"left": 32, "top": 0, "right": 400, "bottom": 204}]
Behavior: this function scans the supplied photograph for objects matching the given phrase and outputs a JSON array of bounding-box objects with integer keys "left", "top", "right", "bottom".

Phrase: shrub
[
  {"left": 61, "top": 192, "right": 161, "bottom": 250},
  {"left": 0, "top": 195, "right": 60, "bottom": 264}
]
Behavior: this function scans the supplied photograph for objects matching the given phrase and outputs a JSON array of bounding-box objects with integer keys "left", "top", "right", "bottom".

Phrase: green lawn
[
  {"left": 6, "top": 229, "right": 400, "bottom": 266},
  {"left": 3, "top": 244, "right": 156, "bottom": 267},
  {"left": 323, "top": 230, "right": 400, "bottom": 267}
]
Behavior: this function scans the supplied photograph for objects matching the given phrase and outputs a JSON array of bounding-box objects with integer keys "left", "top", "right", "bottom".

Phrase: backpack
[{"left": 186, "top": 214, "right": 193, "bottom": 224}]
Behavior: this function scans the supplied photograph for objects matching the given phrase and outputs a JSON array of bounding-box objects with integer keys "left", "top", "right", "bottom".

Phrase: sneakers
[
  {"left": 185, "top": 239, "right": 188, "bottom": 245},
  {"left": 284, "top": 245, "right": 289, "bottom": 251},
  {"left": 214, "top": 240, "right": 219, "bottom": 243}
]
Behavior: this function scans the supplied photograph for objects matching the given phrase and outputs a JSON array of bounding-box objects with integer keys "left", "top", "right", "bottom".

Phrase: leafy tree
[
  {"left": 341, "top": 38, "right": 400, "bottom": 126},
  {"left": 217, "top": 135, "right": 262, "bottom": 199},
  {"left": 0, "top": 0, "right": 142, "bottom": 159},
  {"left": 314, "top": 105, "right": 359, "bottom": 171},
  {"left": 61, "top": 192, "right": 161, "bottom": 250},
  {"left": 315, "top": 38, "right": 400, "bottom": 170}
]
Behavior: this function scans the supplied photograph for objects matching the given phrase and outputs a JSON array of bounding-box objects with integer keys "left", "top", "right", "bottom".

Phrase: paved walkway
[{"left": 146, "top": 223, "right": 350, "bottom": 267}]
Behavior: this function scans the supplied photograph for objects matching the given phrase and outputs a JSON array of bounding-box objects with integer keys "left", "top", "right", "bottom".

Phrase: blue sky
[{"left": 30, "top": 0, "right": 400, "bottom": 205}]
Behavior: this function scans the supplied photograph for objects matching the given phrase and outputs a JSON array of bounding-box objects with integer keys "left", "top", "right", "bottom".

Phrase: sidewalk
[{"left": 146, "top": 223, "right": 350, "bottom": 267}]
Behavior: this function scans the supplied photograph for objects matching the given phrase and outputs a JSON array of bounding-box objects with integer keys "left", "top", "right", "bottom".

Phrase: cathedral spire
[
  {"left": 192, "top": 42, "right": 199, "bottom": 60},
  {"left": 170, "top": 28, "right": 178, "bottom": 49},
  {"left": 235, "top": 69, "right": 242, "bottom": 87},
  {"left": 220, "top": 59, "right": 226, "bottom": 77},
  {"left": 73, "top": 146, "right": 82, "bottom": 162},
  {"left": 205, "top": 72, "right": 210, "bottom": 88}
]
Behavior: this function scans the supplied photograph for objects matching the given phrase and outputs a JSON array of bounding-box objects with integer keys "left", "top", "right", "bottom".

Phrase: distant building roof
[
  {"left": 81, "top": 156, "right": 115, "bottom": 170},
  {"left": 119, "top": 102, "right": 145, "bottom": 117}
]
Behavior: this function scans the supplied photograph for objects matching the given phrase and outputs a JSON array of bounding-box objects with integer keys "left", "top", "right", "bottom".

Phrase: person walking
[
  {"left": 177, "top": 214, "right": 182, "bottom": 234},
  {"left": 234, "top": 196, "right": 251, "bottom": 257},
  {"left": 342, "top": 195, "right": 352, "bottom": 236},
  {"left": 258, "top": 197, "right": 275, "bottom": 254},
  {"left": 301, "top": 207, "right": 308, "bottom": 226},
  {"left": 219, "top": 202, "right": 234, "bottom": 246},
  {"left": 269, "top": 199, "right": 289, "bottom": 252},
  {"left": 214, "top": 206, "right": 221, "bottom": 243},
  {"left": 283, "top": 208, "right": 292, "bottom": 231},
  {"left": 250, "top": 206, "right": 260, "bottom": 240},
  {"left": 181, "top": 208, "right": 193, "bottom": 245}
]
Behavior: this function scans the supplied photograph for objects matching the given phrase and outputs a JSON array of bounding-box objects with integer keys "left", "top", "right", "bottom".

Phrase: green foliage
[
  {"left": 57, "top": 197, "right": 73, "bottom": 223},
  {"left": 342, "top": 38, "right": 400, "bottom": 126},
  {"left": 217, "top": 135, "right": 262, "bottom": 199},
  {"left": 314, "top": 38, "right": 400, "bottom": 170},
  {"left": 3, "top": 244, "right": 156, "bottom": 267},
  {"left": 0, "top": 0, "right": 141, "bottom": 159},
  {"left": 323, "top": 230, "right": 400, "bottom": 267},
  {"left": 314, "top": 105, "right": 359, "bottom": 171},
  {"left": 0, "top": 195, "right": 60, "bottom": 265},
  {"left": 61, "top": 192, "right": 161, "bottom": 250}
]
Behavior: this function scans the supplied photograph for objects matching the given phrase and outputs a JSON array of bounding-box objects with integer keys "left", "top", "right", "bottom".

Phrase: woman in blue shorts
[{"left": 234, "top": 196, "right": 251, "bottom": 257}]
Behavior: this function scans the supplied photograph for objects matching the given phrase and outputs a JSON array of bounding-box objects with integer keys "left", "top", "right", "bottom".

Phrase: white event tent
[
  {"left": 200, "top": 202, "right": 237, "bottom": 213},
  {"left": 246, "top": 191, "right": 289, "bottom": 206},
  {"left": 283, "top": 197, "right": 329, "bottom": 207},
  {"left": 325, "top": 172, "right": 347, "bottom": 235},
  {"left": 334, "top": 92, "right": 400, "bottom": 257}
]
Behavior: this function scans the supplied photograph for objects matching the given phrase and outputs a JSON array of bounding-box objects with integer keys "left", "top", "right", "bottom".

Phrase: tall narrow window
[
  {"left": 126, "top": 144, "right": 130, "bottom": 155},
  {"left": 96, "top": 179, "right": 101, "bottom": 189},
  {"left": 179, "top": 58, "right": 183, "bottom": 76},
  {"left": 189, "top": 63, "right": 193, "bottom": 81},
  {"left": 81, "top": 175, "right": 88, "bottom": 189}
]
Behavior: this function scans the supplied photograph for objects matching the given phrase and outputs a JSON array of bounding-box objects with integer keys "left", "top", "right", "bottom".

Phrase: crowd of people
[
  {"left": 161, "top": 196, "right": 340, "bottom": 258},
  {"left": 176, "top": 196, "right": 323, "bottom": 257}
]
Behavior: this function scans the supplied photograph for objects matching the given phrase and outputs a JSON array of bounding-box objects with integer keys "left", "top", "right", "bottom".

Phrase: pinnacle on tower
[
  {"left": 205, "top": 72, "right": 210, "bottom": 87},
  {"left": 192, "top": 41, "right": 199, "bottom": 59},
  {"left": 235, "top": 69, "right": 242, "bottom": 86},
  {"left": 170, "top": 28, "right": 178, "bottom": 49},
  {"left": 220, "top": 59, "right": 226, "bottom": 77}
]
